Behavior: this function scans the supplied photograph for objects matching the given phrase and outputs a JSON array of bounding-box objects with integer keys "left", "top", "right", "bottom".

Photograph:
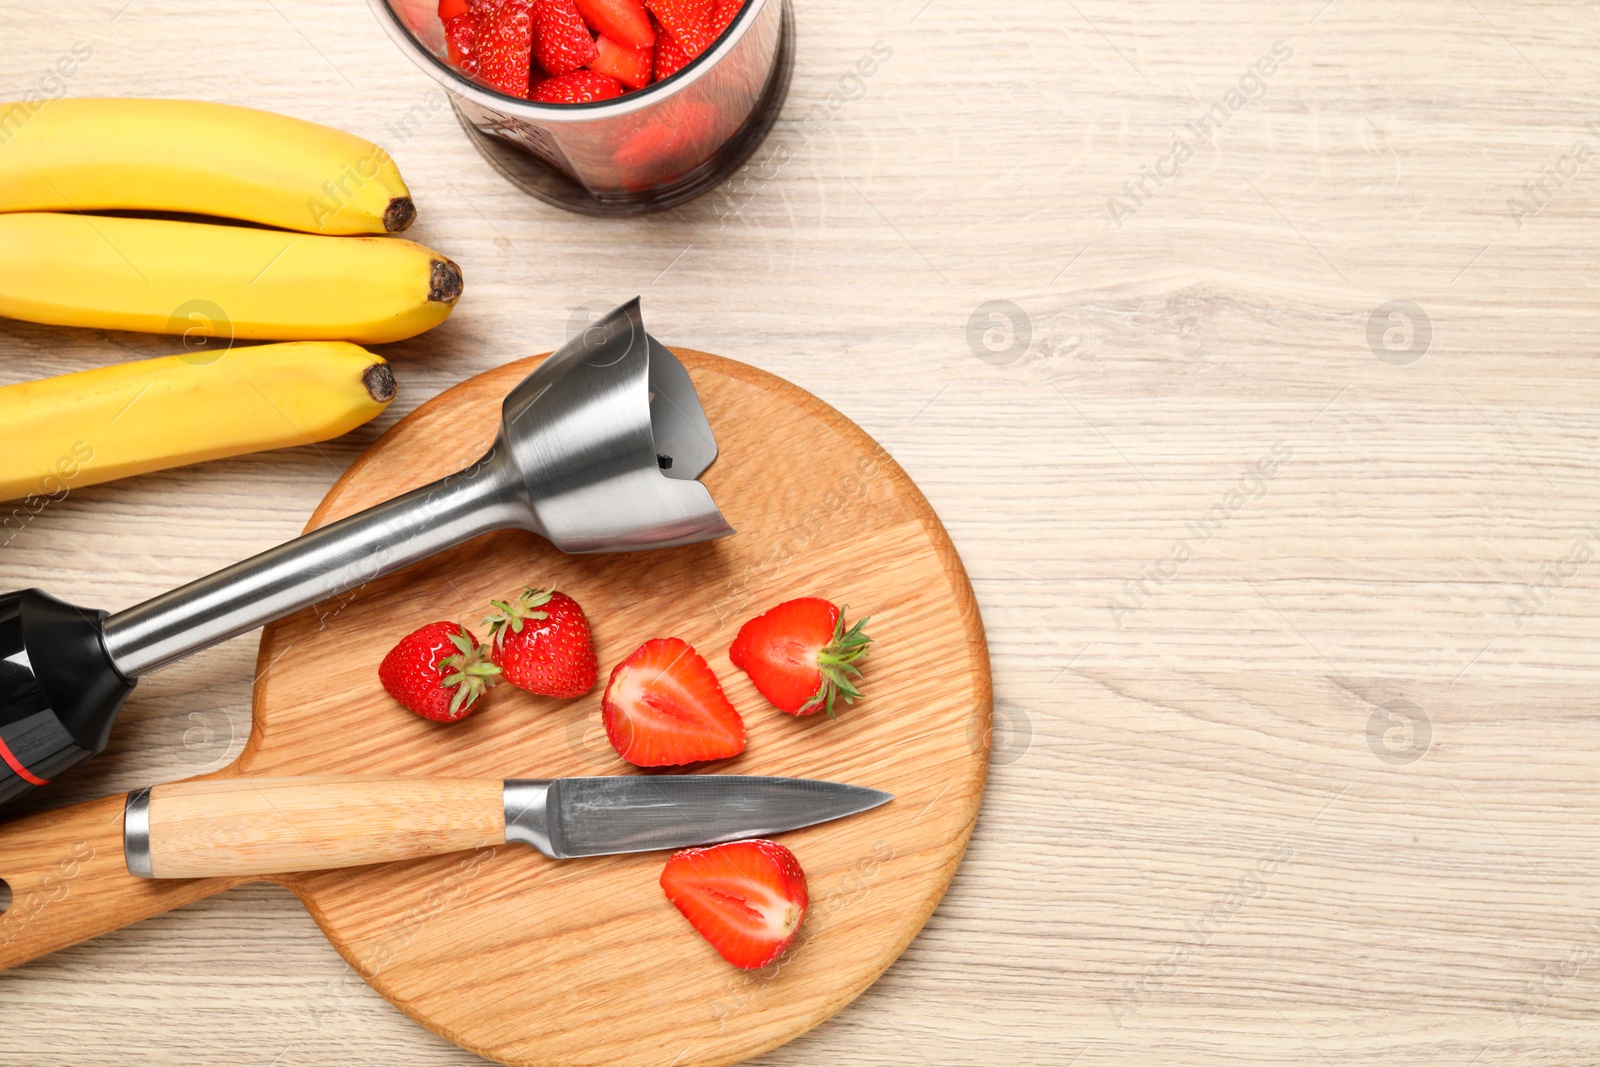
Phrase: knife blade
[
  {"left": 124, "top": 774, "right": 892, "bottom": 879},
  {"left": 503, "top": 774, "right": 891, "bottom": 858}
]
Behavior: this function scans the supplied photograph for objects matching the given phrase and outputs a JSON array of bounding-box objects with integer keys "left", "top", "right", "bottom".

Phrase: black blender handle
[{"left": 0, "top": 589, "right": 133, "bottom": 806}]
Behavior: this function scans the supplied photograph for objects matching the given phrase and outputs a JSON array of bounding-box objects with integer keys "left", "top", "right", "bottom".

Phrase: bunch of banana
[
  {"left": 0, "top": 343, "right": 395, "bottom": 504},
  {"left": 0, "top": 98, "right": 462, "bottom": 343}
]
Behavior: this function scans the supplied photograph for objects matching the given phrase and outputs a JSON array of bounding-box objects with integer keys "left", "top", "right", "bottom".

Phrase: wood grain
[
  {"left": 144, "top": 776, "right": 507, "bottom": 879},
  {"left": 0, "top": 351, "right": 989, "bottom": 1066},
  {"left": 6, "top": 0, "right": 1600, "bottom": 1063},
  {"left": 0, "top": 795, "right": 246, "bottom": 972},
  {"left": 262, "top": 351, "right": 987, "bottom": 1067}
]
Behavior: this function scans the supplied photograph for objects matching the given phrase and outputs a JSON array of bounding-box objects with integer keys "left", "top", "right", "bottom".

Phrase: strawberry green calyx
[
  {"left": 440, "top": 627, "right": 502, "bottom": 716},
  {"left": 483, "top": 586, "right": 554, "bottom": 649},
  {"left": 800, "top": 609, "right": 872, "bottom": 719}
]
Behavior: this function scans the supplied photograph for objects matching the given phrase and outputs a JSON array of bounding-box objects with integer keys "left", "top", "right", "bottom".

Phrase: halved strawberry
[
  {"left": 645, "top": 0, "right": 713, "bottom": 58},
  {"left": 708, "top": 0, "right": 741, "bottom": 38},
  {"left": 729, "top": 598, "right": 871, "bottom": 717},
  {"left": 589, "top": 33, "right": 652, "bottom": 89},
  {"left": 532, "top": 69, "right": 625, "bottom": 103},
  {"left": 477, "top": 0, "right": 535, "bottom": 97},
  {"left": 443, "top": 12, "right": 478, "bottom": 73},
  {"left": 650, "top": 19, "right": 693, "bottom": 81},
  {"left": 660, "top": 839, "right": 808, "bottom": 969},
  {"left": 575, "top": 0, "right": 654, "bottom": 49},
  {"left": 531, "top": 0, "right": 599, "bottom": 76},
  {"left": 602, "top": 637, "right": 745, "bottom": 765}
]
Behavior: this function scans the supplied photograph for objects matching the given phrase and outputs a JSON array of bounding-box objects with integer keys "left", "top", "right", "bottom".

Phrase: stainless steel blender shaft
[
  {"left": 100, "top": 297, "right": 732, "bottom": 679},
  {"left": 0, "top": 298, "right": 733, "bottom": 807},
  {"left": 101, "top": 448, "right": 527, "bottom": 677}
]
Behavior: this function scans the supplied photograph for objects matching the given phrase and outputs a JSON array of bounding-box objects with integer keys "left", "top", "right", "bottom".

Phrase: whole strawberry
[
  {"left": 729, "top": 598, "right": 870, "bottom": 717},
  {"left": 483, "top": 587, "right": 598, "bottom": 698},
  {"left": 379, "top": 621, "right": 500, "bottom": 723}
]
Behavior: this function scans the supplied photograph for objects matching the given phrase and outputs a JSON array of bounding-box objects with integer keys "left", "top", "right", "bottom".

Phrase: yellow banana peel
[
  {"left": 0, "top": 212, "right": 462, "bottom": 344},
  {"left": 0, "top": 341, "right": 395, "bottom": 504},
  {"left": 0, "top": 97, "right": 413, "bottom": 235}
]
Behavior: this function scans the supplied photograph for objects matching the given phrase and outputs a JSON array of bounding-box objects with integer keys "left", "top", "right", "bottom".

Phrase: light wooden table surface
[{"left": 5, "top": 0, "right": 1600, "bottom": 1063}]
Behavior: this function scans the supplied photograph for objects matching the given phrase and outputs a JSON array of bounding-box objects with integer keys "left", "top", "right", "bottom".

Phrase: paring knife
[{"left": 122, "top": 774, "right": 893, "bottom": 879}]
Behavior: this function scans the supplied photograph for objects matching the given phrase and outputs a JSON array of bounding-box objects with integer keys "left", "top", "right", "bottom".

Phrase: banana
[
  {"left": 0, "top": 98, "right": 414, "bottom": 235},
  {"left": 0, "top": 212, "right": 463, "bottom": 344},
  {"left": 0, "top": 341, "right": 395, "bottom": 503}
]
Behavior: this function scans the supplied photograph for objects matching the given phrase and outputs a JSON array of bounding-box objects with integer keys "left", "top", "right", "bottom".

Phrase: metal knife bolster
[
  {"left": 501, "top": 779, "right": 555, "bottom": 856},
  {"left": 124, "top": 785, "right": 153, "bottom": 877}
]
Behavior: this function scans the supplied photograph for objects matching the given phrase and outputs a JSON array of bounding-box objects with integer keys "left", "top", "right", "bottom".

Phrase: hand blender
[{"left": 0, "top": 298, "right": 734, "bottom": 806}]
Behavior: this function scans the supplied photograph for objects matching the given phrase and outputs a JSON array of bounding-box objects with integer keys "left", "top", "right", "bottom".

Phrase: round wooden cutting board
[
  {"left": 251, "top": 350, "right": 988, "bottom": 1066},
  {"left": 0, "top": 350, "right": 990, "bottom": 1067}
]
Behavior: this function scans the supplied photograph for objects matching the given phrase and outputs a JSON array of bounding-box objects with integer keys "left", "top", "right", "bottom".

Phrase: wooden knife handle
[
  {"left": 132, "top": 776, "right": 508, "bottom": 879},
  {"left": 0, "top": 793, "right": 242, "bottom": 973}
]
